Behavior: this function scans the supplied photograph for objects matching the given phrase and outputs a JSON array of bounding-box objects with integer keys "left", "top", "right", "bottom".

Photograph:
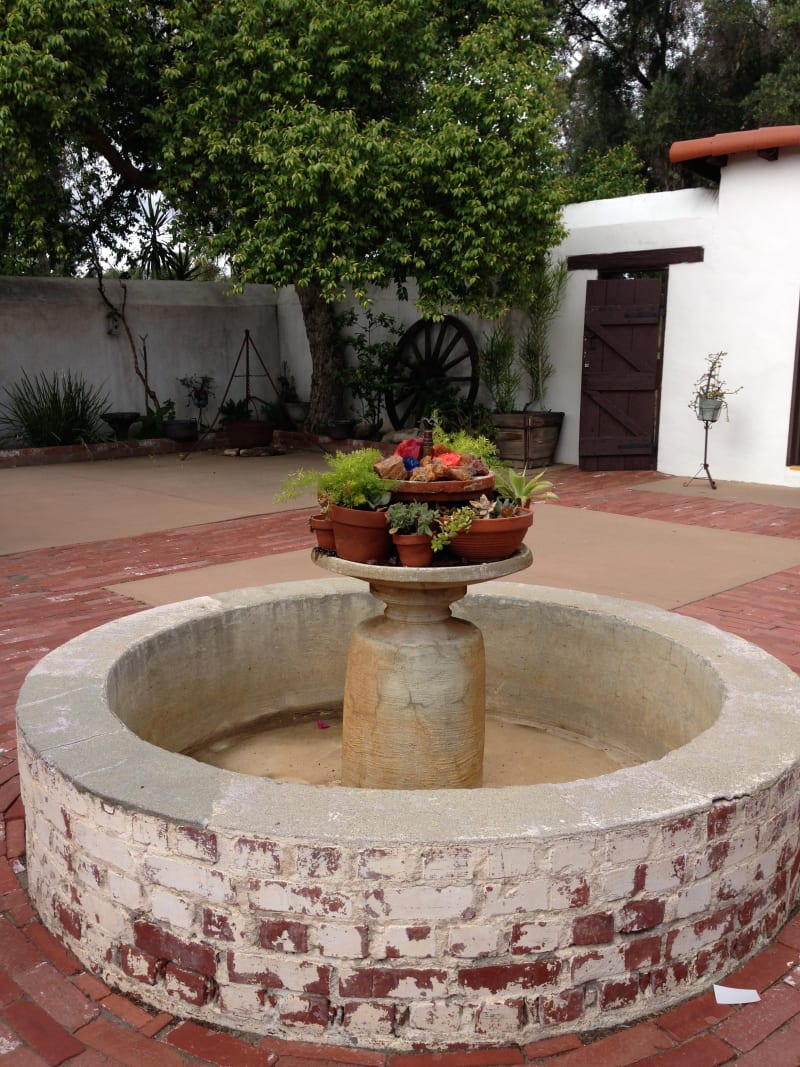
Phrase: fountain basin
[{"left": 16, "top": 580, "right": 800, "bottom": 1050}]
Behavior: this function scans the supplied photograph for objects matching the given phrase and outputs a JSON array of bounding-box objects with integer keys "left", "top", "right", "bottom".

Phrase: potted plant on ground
[
  {"left": 277, "top": 362, "right": 310, "bottom": 428},
  {"left": 219, "top": 395, "right": 274, "bottom": 448},
  {"left": 491, "top": 257, "right": 568, "bottom": 467},
  {"left": 689, "top": 351, "right": 742, "bottom": 423},
  {"left": 387, "top": 501, "right": 439, "bottom": 567}
]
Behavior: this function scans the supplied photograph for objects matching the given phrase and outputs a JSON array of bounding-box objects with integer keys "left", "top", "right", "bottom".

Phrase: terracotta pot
[
  {"left": 329, "top": 505, "right": 391, "bottom": 564},
  {"left": 450, "top": 509, "right": 533, "bottom": 563},
  {"left": 309, "top": 513, "right": 336, "bottom": 551},
  {"left": 391, "top": 532, "right": 434, "bottom": 568},
  {"left": 225, "top": 420, "right": 273, "bottom": 448},
  {"left": 162, "top": 418, "right": 198, "bottom": 443}
]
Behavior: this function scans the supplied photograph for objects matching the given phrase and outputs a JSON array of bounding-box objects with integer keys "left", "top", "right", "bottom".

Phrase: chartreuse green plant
[
  {"left": 431, "top": 506, "right": 475, "bottom": 553},
  {"left": 431, "top": 419, "right": 500, "bottom": 469},
  {"left": 276, "top": 448, "right": 395, "bottom": 511}
]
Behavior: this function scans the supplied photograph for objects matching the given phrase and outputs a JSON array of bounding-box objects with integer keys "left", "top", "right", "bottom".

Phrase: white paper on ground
[{"left": 713, "top": 984, "right": 761, "bottom": 1004}]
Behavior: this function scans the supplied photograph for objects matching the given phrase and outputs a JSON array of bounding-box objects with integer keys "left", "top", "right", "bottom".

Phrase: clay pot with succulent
[{"left": 387, "top": 502, "right": 439, "bottom": 567}]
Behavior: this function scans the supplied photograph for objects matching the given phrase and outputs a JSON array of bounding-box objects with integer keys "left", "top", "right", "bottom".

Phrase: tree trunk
[{"left": 297, "top": 282, "right": 343, "bottom": 433}]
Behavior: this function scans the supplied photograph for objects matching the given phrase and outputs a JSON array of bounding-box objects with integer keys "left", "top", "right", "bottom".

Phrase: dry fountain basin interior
[{"left": 16, "top": 578, "right": 800, "bottom": 1052}]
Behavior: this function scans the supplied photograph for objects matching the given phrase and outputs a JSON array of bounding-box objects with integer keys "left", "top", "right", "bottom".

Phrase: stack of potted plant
[{"left": 276, "top": 427, "right": 558, "bottom": 567}]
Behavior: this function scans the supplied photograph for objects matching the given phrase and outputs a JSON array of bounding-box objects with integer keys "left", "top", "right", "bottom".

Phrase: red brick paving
[{"left": 2, "top": 465, "right": 800, "bottom": 1064}]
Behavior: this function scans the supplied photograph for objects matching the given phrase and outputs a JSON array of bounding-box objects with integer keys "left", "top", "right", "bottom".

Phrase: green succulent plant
[{"left": 493, "top": 467, "right": 558, "bottom": 508}]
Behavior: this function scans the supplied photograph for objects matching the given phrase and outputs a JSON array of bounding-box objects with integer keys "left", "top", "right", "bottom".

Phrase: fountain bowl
[{"left": 16, "top": 579, "right": 800, "bottom": 1050}]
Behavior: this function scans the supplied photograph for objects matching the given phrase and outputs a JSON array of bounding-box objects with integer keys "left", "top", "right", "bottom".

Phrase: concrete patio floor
[{"left": 2, "top": 450, "right": 800, "bottom": 1064}]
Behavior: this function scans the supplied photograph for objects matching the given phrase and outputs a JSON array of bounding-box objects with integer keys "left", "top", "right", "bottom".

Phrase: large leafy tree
[
  {"left": 554, "top": 1, "right": 800, "bottom": 192},
  {"left": 0, "top": 0, "right": 566, "bottom": 430}
]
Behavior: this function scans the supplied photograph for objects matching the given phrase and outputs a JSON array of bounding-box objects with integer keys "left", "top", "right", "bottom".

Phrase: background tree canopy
[
  {"left": 0, "top": 0, "right": 568, "bottom": 429},
  {"left": 553, "top": 0, "right": 800, "bottom": 192}
]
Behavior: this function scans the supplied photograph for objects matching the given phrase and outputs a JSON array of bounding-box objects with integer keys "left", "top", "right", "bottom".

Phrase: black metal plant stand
[
  {"left": 179, "top": 330, "right": 280, "bottom": 460},
  {"left": 684, "top": 418, "right": 717, "bottom": 490}
]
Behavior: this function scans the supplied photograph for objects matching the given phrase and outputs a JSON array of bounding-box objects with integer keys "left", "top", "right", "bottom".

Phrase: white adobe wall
[
  {"left": 552, "top": 152, "right": 800, "bottom": 488},
  {"left": 0, "top": 278, "right": 284, "bottom": 417}
]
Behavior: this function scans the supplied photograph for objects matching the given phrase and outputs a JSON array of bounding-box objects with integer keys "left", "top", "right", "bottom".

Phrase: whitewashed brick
[
  {"left": 131, "top": 812, "right": 169, "bottom": 849},
  {"left": 408, "top": 999, "right": 462, "bottom": 1030},
  {"left": 72, "top": 823, "right": 135, "bottom": 873},
  {"left": 315, "top": 923, "right": 368, "bottom": 958},
  {"left": 423, "top": 847, "right": 475, "bottom": 881},
  {"left": 107, "top": 871, "right": 144, "bottom": 909},
  {"left": 366, "top": 885, "right": 473, "bottom": 920},
  {"left": 373, "top": 925, "right": 436, "bottom": 959},
  {"left": 80, "top": 886, "right": 130, "bottom": 937},
  {"left": 448, "top": 925, "right": 500, "bottom": 958},
  {"left": 549, "top": 837, "right": 597, "bottom": 873},
  {"left": 571, "top": 945, "right": 625, "bottom": 983},
  {"left": 642, "top": 855, "right": 687, "bottom": 893},
  {"left": 483, "top": 880, "right": 547, "bottom": 916},
  {"left": 674, "top": 881, "right": 712, "bottom": 919},
  {"left": 722, "top": 828, "right": 759, "bottom": 868},
  {"left": 483, "top": 845, "right": 537, "bottom": 879},
  {"left": 599, "top": 865, "right": 637, "bottom": 900},
  {"left": 342, "top": 1000, "right": 396, "bottom": 1038},
  {"left": 249, "top": 881, "right": 353, "bottom": 918},
  {"left": 606, "top": 829, "right": 653, "bottom": 863},
  {"left": 510, "top": 920, "right": 563, "bottom": 953},
  {"left": 145, "top": 854, "right": 233, "bottom": 904},
  {"left": 357, "top": 849, "right": 418, "bottom": 879},
  {"left": 151, "top": 888, "right": 195, "bottom": 929}
]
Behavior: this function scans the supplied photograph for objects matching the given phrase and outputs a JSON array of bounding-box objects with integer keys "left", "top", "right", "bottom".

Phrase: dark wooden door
[{"left": 579, "top": 277, "right": 664, "bottom": 471}]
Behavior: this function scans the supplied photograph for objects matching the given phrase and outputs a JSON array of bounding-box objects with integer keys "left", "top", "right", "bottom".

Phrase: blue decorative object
[{"left": 403, "top": 457, "right": 420, "bottom": 472}]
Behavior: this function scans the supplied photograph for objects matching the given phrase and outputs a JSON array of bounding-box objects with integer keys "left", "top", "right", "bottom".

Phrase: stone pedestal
[{"left": 313, "top": 549, "right": 531, "bottom": 789}]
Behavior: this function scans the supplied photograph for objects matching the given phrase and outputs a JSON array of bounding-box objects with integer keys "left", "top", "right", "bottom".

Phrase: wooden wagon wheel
[{"left": 384, "top": 315, "right": 480, "bottom": 430}]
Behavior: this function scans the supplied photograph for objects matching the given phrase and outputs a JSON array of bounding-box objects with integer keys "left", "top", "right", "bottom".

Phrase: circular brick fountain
[{"left": 16, "top": 579, "right": 800, "bottom": 1051}]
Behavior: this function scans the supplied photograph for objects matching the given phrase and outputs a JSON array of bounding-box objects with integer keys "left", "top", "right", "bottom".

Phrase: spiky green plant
[{"left": 0, "top": 370, "right": 111, "bottom": 446}]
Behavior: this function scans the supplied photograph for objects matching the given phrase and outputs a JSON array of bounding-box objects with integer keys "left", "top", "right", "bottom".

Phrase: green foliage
[
  {"left": 555, "top": 1, "right": 800, "bottom": 192},
  {"left": 518, "top": 256, "right": 568, "bottom": 409},
  {"left": 479, "top": 323, "right": 522, "bottom": 413},
  {"left": 218, "top": 398, "right": 251, "bottom": 425},
  {"left": 431, "top": 419, "right": 499, "bottom": 468},
  {"left": 562, "top": 144, "right": 647, "bottom": 204},
  {"left": 689, "top": 351, "right": 742, "bottom": 421},
  {"left": 277, "top": 363, "right": 300, "bottom": 403},
  {"left": 178, "top": 375, "right": 215, "bottom": 404},
  {"left": 276, "top": 448, "right": 393, "bottom": 510},
  {"left": 337, "top": 309, "right": 404, "bottom": 433},
  {"left": 431, "top": 506, "right": 474, "bottom": 553},
  {"left": 493, "top": 467, "right": 558, "bottom": 507},
  {"left": 387, "top": 501, "right": 438, "bottom": 536},
  {"left": 134, "top": 400, "right": 175, "bottom": 438},
  {"left": 0, "top": 369, "right": 111, "bottom": 446}
]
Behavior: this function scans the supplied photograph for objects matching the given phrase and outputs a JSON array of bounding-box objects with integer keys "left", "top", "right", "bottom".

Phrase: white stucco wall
[
  {"left": 551, "top": 152, "right": 800, "bottom": 487},
  {"left": 0, "top": 278, "right": 285, "bottom": 418}
]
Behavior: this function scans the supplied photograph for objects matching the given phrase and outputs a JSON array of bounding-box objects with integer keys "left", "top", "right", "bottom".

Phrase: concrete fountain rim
[{"left": 17, "top": 579, "right": 800, "bottom": 846}]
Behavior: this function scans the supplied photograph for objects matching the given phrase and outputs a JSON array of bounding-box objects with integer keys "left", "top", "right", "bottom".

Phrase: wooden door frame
[{"left": 568, "top": 245, "right": 705, "bottom": 472}]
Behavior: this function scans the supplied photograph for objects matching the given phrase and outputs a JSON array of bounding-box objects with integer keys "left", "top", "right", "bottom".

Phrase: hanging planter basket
[{"left": 697, "top": 398, "right": 724, "bottom": 423}]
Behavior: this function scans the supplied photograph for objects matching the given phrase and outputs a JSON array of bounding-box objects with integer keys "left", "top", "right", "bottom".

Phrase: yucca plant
[{"left": 0, "top": 369, "right": 111, "bottom": 446}]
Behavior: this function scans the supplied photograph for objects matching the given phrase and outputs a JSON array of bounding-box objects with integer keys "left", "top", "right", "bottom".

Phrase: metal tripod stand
[{"left": 684, "top": 419, "right": 717, "bottom": 490}]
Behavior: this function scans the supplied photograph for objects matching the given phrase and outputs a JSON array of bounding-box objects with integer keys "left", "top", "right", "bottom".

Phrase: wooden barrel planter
[{"left": 494, "top": 411, "right": 564, "bottom": 467}]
